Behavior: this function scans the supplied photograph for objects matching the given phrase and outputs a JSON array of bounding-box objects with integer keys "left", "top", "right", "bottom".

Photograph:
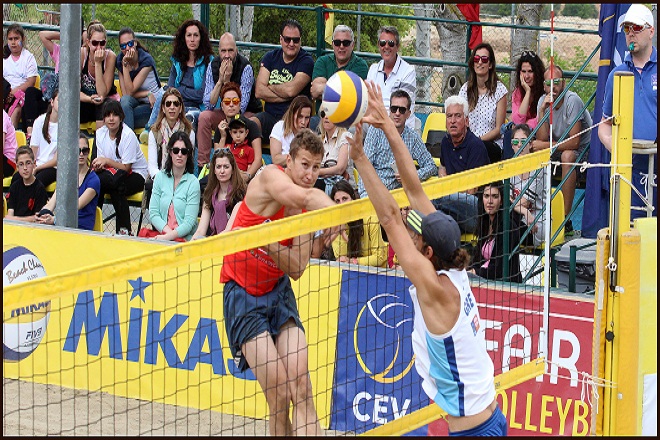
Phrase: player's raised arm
[{"left": 362, "top": 81, "right": 436, "bottom": 215}]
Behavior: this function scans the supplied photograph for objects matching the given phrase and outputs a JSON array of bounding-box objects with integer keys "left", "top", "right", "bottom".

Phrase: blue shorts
[
  {"left": 449, "top": 406, "right": 507, "bottom": 437},
  {"left": 223, "top": 276, "right": 304, "bottom": 372}
]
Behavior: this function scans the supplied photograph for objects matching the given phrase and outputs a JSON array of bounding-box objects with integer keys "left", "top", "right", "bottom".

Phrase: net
[{"left": 3, "top": 150, "right": 550, "bottom": 436}]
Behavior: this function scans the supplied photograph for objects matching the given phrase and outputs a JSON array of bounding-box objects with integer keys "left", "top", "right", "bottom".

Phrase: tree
[{"left": 432, "top": 4, "right": 468, "bottom": 101}]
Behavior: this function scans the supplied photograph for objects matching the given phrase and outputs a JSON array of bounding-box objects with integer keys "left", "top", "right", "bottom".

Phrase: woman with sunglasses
[
  {"left": 79, "top": 21, "right": 119, "bottom": 129},
  {"left": 115, "top": 27, "right": 162, "bottom": 130},
  {"left": 314, "top": 115, "right": 354, "bottom": 195},
  {"left": 269, "top": 95, "right": 313, "bottom": 166},
  {"left": 459, "top": 42, "right": 507, "bottom": 164},
  {"left": 35, "top": 133, "right": 100, "bottom": 231},
  {"left": 192, "top": 148, "right": 246, "bottom": 240},
  {"left": 143, "top": 131, "right": 200, "bottom": 242},
  {"left": 509, "top": 123, "right": 547, "bottom": 247},
  {"left": 511, "top": 51, "right": 545, "bottom": 129},
  {"left": 210, "top": 82, "right": 262, "bottom": 180},
  {"left": 147, "top": 88, "right": 195, "bottom": 180},
  {"left": 92, "top": 100, "right": 148, "bottom": 235}
]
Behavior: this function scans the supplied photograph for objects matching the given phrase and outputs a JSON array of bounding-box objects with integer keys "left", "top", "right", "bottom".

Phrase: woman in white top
[
  {"left": 147, "top": 88, "right": 195, "bottom": 179},
  {"left": 92, "top": 100, "right": 148, "bottom": 235},
  {"left": 3, "top": 23, "right": 47, "bottom": 135},
  {"left": 27, "top": 88, "right": 60, "bottom": 188},
  {"left": 459, "top": 42, "right": 507, "bottom": 164},
  {"left": 268, "top": 95, "right": 312, "bottom": 166},
  {"left": 315, "top": 115, "right": 354, "bottom": 195}
]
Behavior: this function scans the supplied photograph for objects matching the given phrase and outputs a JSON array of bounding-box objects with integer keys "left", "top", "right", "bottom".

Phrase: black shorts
[{"left": 223, "top": 276, "right": 304, "bottom": 372}]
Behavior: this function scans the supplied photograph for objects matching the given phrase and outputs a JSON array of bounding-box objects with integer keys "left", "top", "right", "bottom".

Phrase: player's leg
[
  {"left": 242, "top": 332, "right": 293, "bottom": 436},
  {"left": 560, "top": 149, "right": 577, "bottom": 216},
  {"left": 276, "top": 321, "right": 321, "bottom": 436}
]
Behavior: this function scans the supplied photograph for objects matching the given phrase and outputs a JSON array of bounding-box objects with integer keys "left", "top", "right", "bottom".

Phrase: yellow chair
[
  {"left": 3, "top": 195, "right": 7, "bottom": 218},
  {"left": 422, "top": 112, "right": 447, "bottom": 143},
  {"left": 34, "top": 74, "right": 41, "bottom": 90},
  {"left": 93, "top": 207, "right": 103, "bottom": 232},
  {"left": 114, "top": 79, "right": 122, "bottom": 97},
  {"left": 549, "top": 189, "right": 565, "bottom": 248},
  {"left": 15, "top": 130, "right": 27, "bottom": 147}
]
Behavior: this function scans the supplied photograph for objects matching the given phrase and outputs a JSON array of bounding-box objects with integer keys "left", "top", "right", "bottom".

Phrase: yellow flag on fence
[{"left": 324, "top": 4, "right": 334, "bottom": 46}]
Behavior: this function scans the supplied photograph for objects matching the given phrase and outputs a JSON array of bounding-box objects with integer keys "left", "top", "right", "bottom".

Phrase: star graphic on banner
[{"left": 129, "top": 277, "right": 151, "bottom": 302}]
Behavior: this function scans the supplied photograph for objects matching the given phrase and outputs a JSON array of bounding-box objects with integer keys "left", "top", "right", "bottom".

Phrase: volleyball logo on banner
[
  {"left": 319, "top": 70, "right": 368, "bottom": 128},
  {"left": 3, "top": 245, "right": 50, "bottom": 361}
]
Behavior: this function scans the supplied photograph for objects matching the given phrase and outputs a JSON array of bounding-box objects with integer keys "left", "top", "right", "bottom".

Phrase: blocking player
[
  {"left": 220, "top": 128, "right": 334, "bottom": 436},
  {"left": 349, "top": 82, "right": 505, "bottom": 436}
]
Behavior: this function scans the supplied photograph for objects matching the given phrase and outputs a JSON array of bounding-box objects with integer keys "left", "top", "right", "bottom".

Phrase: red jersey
[
  {"left": 227, "top": 140, "right": 254, "bottom": 172},
  {"left": 220, "top": 170, "right": 299, "bottom": 296}
]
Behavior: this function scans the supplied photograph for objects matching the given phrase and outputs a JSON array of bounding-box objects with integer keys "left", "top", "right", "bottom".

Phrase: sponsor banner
[
  {"left": 331, "top": 271, "right": 428, "bottom": 435},
  {"left": 332, "top": 269, "right": 594, "bottom": 435}
]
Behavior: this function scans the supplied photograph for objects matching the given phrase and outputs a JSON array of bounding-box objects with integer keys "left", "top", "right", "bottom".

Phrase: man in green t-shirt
[{"left": 310, "top": 24, "right": 369, "bottom": 129}]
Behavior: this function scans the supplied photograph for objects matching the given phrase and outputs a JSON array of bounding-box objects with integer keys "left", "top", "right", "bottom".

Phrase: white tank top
[{"left": 409, "top": 268, "right": 495, "bottom": 417}]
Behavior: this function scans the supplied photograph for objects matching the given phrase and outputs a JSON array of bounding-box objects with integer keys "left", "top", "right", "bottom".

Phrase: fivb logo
[{"left": 63, "top": 277, "right": 254, "bottom": 380}]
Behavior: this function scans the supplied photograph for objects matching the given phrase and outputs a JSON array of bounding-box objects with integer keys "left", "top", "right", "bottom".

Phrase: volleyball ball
[
  {"left": 320, "top": 70, "right": 368, "bottom": 128},
  {"left": 3, "top": 245, "right": 50, "bottom": 361}
]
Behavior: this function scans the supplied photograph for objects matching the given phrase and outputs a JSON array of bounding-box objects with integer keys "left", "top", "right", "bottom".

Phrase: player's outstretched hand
[{"left": 361, "top": 81, "right": 390, "bottom": 129}]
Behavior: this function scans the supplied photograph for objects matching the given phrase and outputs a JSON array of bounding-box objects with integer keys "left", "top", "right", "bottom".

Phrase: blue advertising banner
[{"left": 330, "top": 270, "right": 428, "bottom": 435}]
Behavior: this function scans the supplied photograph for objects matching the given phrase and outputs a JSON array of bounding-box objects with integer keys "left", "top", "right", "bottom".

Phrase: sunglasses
[
  {"left": 164, "top": 100, "right": 181, "bottom": 108},
  {"left": 119, "top": 39, "right": 135, "bottom": 50},
  {"left": 473, "top": 55, "right": 490, "bottom": 64},
  {"left": 79, "top": 147, "right": 91, "bottom": 155},
  {"left": 333, "top": 39, "right": 352, "bottom": 47},
  {"left": 511, "top": 139, "right": 528, "bottom": 146},
  {"left": 389, "top": 105, "right": 409, "bottom": 114},
  {"left": 544, "top": 79, "right": 562, "bottom": 86},
  {"left": 379, "top": 39, "right": 396, "bottom": 48},
  {"left": 171, "top": 147, "right": 190, "bottom": 156},
  {"left": 91, "top": 39, "right": 106, "bottom": 47},
  {"left": 222, "top": 97, "right": 240, "bottom": 106},
  {"left": 521, "top": 50, "right": 536, "bottom": 58},
  {"left": 281, "top": 35, "right": 301, "bottom": 45},
  {"left": 622, "top": 23, "right": 649, "bottom": 34}
]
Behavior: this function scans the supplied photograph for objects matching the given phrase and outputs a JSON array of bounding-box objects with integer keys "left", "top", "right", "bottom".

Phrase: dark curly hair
[
  {"left": 171, "top": 19, "right": 213, "bottom": 67},
  {"left": 514, "top": 51, "right": 545, "bottom": 119}
]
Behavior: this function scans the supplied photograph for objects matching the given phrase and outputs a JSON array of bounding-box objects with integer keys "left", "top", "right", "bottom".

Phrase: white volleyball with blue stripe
[
  {"left": 3, "top": 245, "right": 50, "bottom": 361},
  {"left": 320, "top": 70, "right": 369, "bottom": 128}
]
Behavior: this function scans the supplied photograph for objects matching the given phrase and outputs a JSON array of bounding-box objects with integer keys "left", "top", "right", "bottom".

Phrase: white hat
[{"left": 622, "top": 4, "right": 654, "bottom": 28}]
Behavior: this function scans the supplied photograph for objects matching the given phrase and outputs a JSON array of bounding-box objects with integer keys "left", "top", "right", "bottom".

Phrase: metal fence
[{"left": 4, "top": 3, "right": 600, "bottom": 114}]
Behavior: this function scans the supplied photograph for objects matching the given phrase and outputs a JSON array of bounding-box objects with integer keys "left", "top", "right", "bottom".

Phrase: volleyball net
[{"left": 4, "top": 151, "right": 552, "bottom": 436}]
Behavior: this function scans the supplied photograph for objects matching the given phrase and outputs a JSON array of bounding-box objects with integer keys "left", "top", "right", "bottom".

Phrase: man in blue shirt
[
  {"left": 251, "top": 19, "right": 314, "bottom": 143},
  {"left": 598, "top": 4, "right": 657, "bottom": 219},
  {"left": 432, "top": 95, "right": 490, "bottom": 234},
  {"left": 357, "top": 90, "right": 437, "bottom": 198}
]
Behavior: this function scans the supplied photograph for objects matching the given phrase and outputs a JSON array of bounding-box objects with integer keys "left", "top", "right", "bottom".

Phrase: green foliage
[
  {"left": 481, "top": 4, "right": 515, "bottom": 17},
  {"left": 560, "top": 4, "right": 598, "bottom": 20}
]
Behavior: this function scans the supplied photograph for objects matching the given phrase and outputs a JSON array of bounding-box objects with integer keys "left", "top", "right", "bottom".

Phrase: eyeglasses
[
  {"left": 333, "top": 39, "right": 352, "bottom": 47},
  {"left": 281, "top": 35, "right": 301, "bottom": 45},
  {"left": 171, "top": 147, "right": 190, "bottom": 156},
  {"left": 622, "top": 23, "right": 649, "bottom": 34},
  {"left": 119, "top": 39, "right": 135, "bottom": 50},
  {"left": 91, "top": 39, "right": 106, "bottom": 47},
  {"left": 389, "top": 105, "right": 409, "bottom": 114},
  {"left": 379, "top": 39, "right": 396, "bottom": 48},
  {"left": 164, "top": 100, "right": 181, "bottom": 108},
  {"left": 222, "top": 97, "right": 240, "bottom": 106},
  {"left": 511, "top": 139, "right": 527, "bottom": 146},
  {"left": 521, "top": 50, "right": 536, "bottom": 58},
  {"left": 79, "top": 147, "right": 91, "bottom": 155},
  {"left": 473, "top": 55, "right": 490, "bottom": 64}
]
